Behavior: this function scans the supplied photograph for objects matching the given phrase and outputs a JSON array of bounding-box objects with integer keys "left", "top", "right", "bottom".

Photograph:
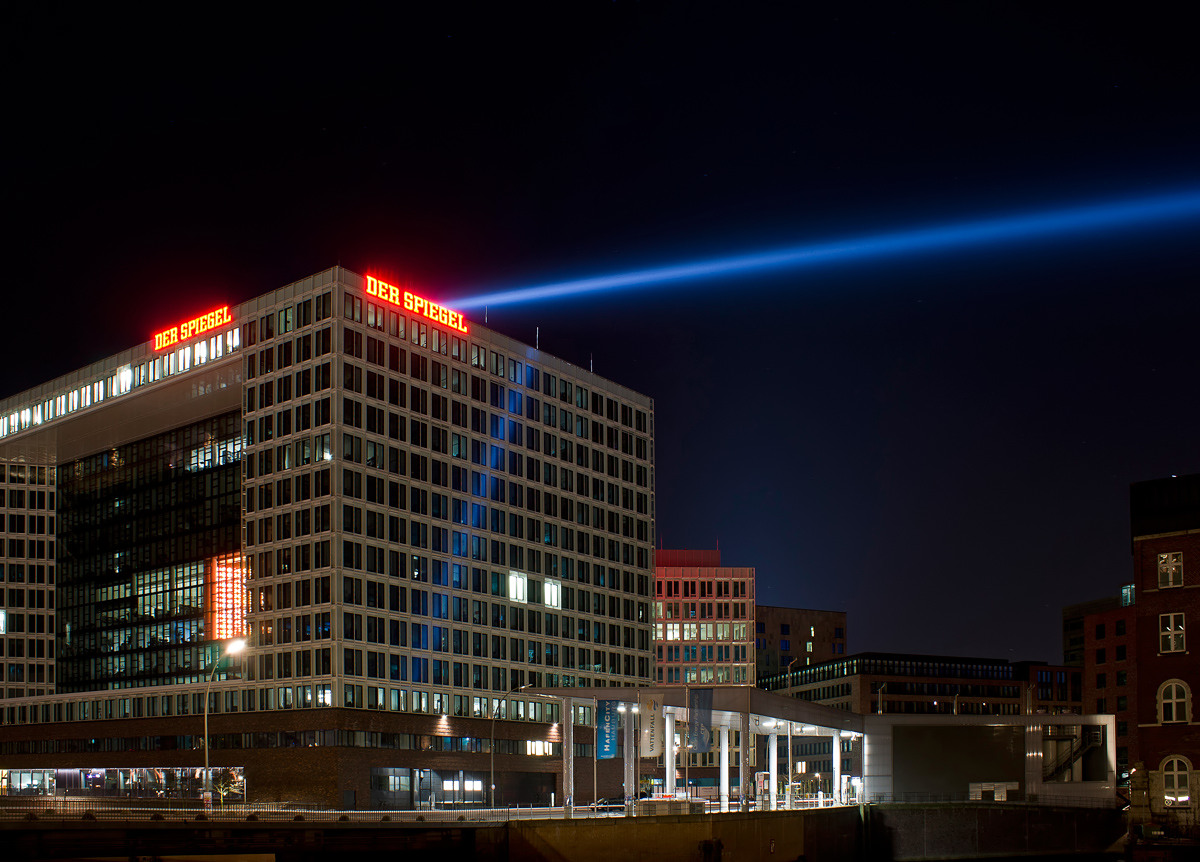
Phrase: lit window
[
  {"left": 508, "top": 570, "right": 528, "bottom": 604},
  {"left": 1158, "top": 552, "right": 1183, "bottom": 588},
  {"left": 544, "top": 578, "right": 562, "bottom": 609},
  {"left": 1160, "top": 613, "right": 1186, "bottom": 653},
  {"left": 1163, "top": 757, "right": 1191, "bottom": 807}
]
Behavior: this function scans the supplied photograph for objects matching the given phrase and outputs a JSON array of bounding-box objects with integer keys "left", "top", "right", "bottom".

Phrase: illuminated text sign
[
  {"left": 153, "top": 306, "right": 233, "bottom": 351},
  {"left": 366, "top": 275, "right": 468, "bottom": 334}
]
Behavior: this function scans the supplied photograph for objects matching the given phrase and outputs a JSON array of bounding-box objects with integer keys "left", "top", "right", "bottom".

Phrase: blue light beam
[{"left": 446, "top": 188, "right": 1200, "bottom": 310}]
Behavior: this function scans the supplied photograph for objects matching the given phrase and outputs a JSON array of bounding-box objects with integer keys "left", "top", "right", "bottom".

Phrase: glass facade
[{"left": 55, "top": 413, "right": 243, "bottom": 691}]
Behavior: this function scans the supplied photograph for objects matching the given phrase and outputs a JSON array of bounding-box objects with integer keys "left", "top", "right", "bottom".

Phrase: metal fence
[
  {"left": 0, "top": 793, "right": 1119, "bottom": 823},
  {"left": 865, "top": 791, "right": 1120, "bottom": 809},
  {"left": 0, "top": 799, "right": 624, "bottom": 823}
]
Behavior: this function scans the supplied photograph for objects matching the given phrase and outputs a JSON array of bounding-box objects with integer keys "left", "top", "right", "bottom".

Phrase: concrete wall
[
  {"left": 0, "top": 803, "right": 1124, "bottom": 861},
  {"left": 867, "top": 803, "right": 1125, "bottom": 860},
  {"left": 513, "top": 807, "right": 862, "bottom": 862}
]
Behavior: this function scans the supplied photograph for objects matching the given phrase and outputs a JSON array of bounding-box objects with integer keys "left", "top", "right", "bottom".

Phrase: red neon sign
[
  {"left": 153, "top": 306, "right": 233, "bottom": 351},
  {"left": 366, "top": 275, "right": 468, "bottom": 334}
]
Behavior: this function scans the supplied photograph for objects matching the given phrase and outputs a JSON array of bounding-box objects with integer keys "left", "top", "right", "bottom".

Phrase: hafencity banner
[
  {"left": 597, "top": 700, "right": 621, "bottom": 760},
  {"left": 688, "top": 688, "right": 713, "bottom": 753},
  {"left": 639, "top": 697, "right": 664, "bottom": 758}
]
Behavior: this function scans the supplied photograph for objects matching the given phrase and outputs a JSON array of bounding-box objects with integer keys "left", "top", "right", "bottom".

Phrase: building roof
[
  {"left": 656, "top": 549, "right": 723, "bottom": 567},
  {"left": 1130, "top": 473, "right": 1200, "bottom": 538}
]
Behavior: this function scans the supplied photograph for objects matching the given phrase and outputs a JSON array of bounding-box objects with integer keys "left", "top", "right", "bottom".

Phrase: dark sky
[{"left": 6, "top": 5, "right": 1200, "bottom": 663}]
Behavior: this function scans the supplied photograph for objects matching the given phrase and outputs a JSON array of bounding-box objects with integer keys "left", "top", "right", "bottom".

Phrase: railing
[
  {"left": 867, "top": 791, "right": 1117, "bottom": 809},
  {"left": 0, "top": 800, "right": 626, "bottom": 823},
  {"left": 0, "top": 797, "right": 855, "bottom": 823},
  {"left": 1043, "top": 726, "right": 1103, "bottom": 781},
  {"left": 1, "top": 792, "right": 1115, "bottom": 823}
]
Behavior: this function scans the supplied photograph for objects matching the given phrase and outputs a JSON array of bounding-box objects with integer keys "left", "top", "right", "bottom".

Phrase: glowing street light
[{"left": 203, "top": 638, "right": 245, "bottom": 803}]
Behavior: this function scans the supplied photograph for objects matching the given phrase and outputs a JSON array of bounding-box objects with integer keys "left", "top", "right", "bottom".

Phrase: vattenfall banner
[
  {"left": 640, "top": 697, "right": 664, "bottom": 758},
  {"left": 597, "top": 700, "right": 621, "bottom": 760},
  {"left": 688, "top": 688, "right": 713, "bottom": 753}
]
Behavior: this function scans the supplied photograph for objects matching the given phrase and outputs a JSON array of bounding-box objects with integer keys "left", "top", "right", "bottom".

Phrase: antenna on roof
[
  {"left": 536, "top": 326, "right": 539, "bottom": 350},
  {"left": 485, "top": 306, "right": 488, "bottom": 325},
  {"left": 590, "top": 353, "right": 593, "bottom": 373}
]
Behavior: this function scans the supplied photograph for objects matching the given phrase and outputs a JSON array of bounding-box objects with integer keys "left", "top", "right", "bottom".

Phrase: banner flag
[
  {"left": 688, "top": 688, "right": 713, "bottom": 753},
  {"left": 640, "top": 697, "right": 664, "bottom": 758},
  {"left": 597, "top": 700, "right": 621, "bottom": 760}
]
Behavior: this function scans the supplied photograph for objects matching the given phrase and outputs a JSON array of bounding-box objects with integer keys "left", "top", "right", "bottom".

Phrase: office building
[
  {"left": 753, "top": 604, "right": 846, "bottom": 678},
  {"left": 760, "top": 652, "right": 1091, "bottom": 791},
  {"left": 761, "top": 652, "right": 1085, "bottom": 717},
  {"left": 0, "top": 266, "right": 656, "bottom": 807},
  {"left": 653, "top": 549, "right": 754, "bottom": 687}
]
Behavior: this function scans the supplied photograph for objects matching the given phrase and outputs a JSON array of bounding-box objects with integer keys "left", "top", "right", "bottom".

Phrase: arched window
[
  {"left": 1158, "top": 680, "right": 1191, "bottom": 724},
  {"left": 1162, "top": 757, "right": 1191, "bottom": 807}
]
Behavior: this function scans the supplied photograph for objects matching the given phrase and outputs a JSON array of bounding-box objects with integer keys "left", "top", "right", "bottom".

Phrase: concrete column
[
  {"left": 768, "top": 731, "right": 778, "bottom": 811},
  {"left": 739, "top": 710, "right": 750, "bottom": 812},
  {"left": 786, "top": 723, "right": 793, "bottom": 810},
  {"left": 719, "top": 725, "right": 730, "bottom": 812},
  {"left": 623, "top": 707, "right": 636, "bottom": 807},
  {"left": 562, "top": 697, "right": 574, "bottom": 817},
  {"left": 831, "top": 729, "right": 842, "bottom": 804},
  {"left": 665, "top": 710, "right": 677, "bottom": 798}
]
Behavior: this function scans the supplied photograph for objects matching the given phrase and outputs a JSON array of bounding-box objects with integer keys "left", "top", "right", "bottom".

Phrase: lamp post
[
  {"left": 202, "top": 638, "right": 245, "bottom": 803},
  {"left": 490, "top": 682, "right": 530, "bottom": 808}
]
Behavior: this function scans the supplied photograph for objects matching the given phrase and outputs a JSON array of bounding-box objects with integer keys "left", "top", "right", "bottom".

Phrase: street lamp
[
  {"left": 490, "top": 682, "right": 531, "bottom": 808},
  {"left": 203, "top": 638, "right": 245, "bottom": 803}
]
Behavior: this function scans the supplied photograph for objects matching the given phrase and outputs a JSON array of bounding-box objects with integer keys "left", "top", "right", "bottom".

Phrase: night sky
[{"left": 6, "top": 5, "right": 1199, "bottom": 664}]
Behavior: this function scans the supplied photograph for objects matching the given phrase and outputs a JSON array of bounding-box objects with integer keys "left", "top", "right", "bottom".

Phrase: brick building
[
  {"left": 753, "top": 604, "right": 846, "bottom": 679},
  {"left": 1064, "top": 589, "right": 1138, "bottom": 783},
  {"left": 653, "top": 549, "right": 754, "bottom": 687},
  {"left": 1128, "top": 475, "right": 1199, "bottom": 826}
]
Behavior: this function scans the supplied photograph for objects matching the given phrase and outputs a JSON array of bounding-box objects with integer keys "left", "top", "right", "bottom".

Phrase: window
[
  {"left": 1160, "top": 613, "right": 1185, "bottom": 653},
  {"left": 1162, "top": 757, "right": 1191, "bottom": 808},
  {"left": 1159, "top": 680, "right": 1191, "bottom": 724},
  {"left": 1095, "top": 648, "right": 1106, "bottom": 665},
  {"left": 1095, "top": 623, "right": 1105, "bottom": 639},
  {"left": 509, "top": 571, "right": 528, "bottom": 604},
  {"left": 1158, "top": 552, "right": 1183, "bottom": 588}
]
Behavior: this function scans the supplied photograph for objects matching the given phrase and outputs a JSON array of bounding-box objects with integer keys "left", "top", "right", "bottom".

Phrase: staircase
[{"left": 1043, "top": 727, "right": 1103, "bottom": 781}]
